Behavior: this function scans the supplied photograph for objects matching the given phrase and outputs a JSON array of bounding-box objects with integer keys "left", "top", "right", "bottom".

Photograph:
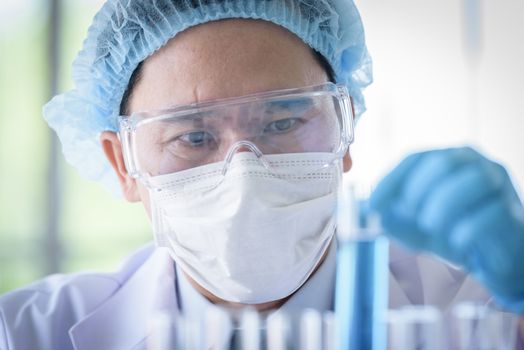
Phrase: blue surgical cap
[{"left": 43, "top": 0, "right": 372, "bottom": 194}]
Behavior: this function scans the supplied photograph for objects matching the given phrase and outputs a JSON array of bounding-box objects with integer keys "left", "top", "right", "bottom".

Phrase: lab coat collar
[
  {"left": 69, "top": 247, "right": 179, "bottom": 350},
  {"left": 387, "top": 242, "right": 468, "bottom": 309}
]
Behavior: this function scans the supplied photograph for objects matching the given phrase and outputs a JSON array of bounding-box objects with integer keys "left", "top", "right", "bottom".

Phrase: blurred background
[{"left": 0, "top": 0, "right": 523, "bottom": 293}]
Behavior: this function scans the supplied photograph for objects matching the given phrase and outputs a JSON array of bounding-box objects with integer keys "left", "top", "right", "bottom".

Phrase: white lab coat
[{"left": 0, "top": 243, "right": 500, "bottom": 350}]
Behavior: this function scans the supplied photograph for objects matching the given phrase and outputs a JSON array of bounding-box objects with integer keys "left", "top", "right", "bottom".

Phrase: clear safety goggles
[{"left": 118, "top": 82, "right": 354, "bottom": 182}]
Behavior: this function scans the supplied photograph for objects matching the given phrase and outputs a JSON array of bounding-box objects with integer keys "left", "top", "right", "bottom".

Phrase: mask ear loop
[{"left": 140, "top": 172, "right": 162, "bottom": 192}]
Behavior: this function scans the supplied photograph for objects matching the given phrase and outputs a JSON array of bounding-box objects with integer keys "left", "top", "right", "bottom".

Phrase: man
[{"left": 1, "top": 0, "right": 523, "bottom": 349}]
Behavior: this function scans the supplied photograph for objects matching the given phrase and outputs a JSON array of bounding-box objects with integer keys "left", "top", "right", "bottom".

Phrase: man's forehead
[{"left": 133, "top": 20, "right": 328, "bottom": 111}]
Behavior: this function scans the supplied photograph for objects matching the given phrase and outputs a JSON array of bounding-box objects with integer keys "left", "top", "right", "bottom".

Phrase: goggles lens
[{"left": 119, "top": 83, "right": 353, "bottom": 178}]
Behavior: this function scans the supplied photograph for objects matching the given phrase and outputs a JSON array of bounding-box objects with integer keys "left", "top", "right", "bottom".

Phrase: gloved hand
[{"left": 369, "top": 147, "right": 524, "bottom": 313}]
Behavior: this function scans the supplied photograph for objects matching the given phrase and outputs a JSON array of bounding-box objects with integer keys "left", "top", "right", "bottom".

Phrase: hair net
[{"left": 43, "top": 0, "right": 372, "bottom": 194}]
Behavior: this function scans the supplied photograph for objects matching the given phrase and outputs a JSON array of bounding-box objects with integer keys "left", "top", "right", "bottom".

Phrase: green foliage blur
[{"left": 0, "top": 0, "right": 150, "bottom": 294}]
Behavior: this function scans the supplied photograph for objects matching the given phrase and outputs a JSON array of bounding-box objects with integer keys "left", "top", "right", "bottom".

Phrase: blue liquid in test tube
[{"left": 335, "top": 185, "right": 389, "bottom": 350}]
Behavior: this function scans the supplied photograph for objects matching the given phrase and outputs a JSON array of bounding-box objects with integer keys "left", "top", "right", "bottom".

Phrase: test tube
[
  {"left": 147, "top": 312, "right": 176, "bottom": 350},
  {"left": 204, "top": 307, "right": 233, "bottom": 350},
  {"left": 239, "top": 308, "right": 261, "bottom": 350},
  {"left": 452, "top": 302, "right": 518, "bottom": 350},
  {"left": 267, "top": 311, "right": 290, "bottom": 350},
  {"left": 177, "top": 317, "right": 203, "bottom": 349},
  {"left": 323, "top": 312, "right": 336, "bottom": 350},
  {"left": 387, "top": 306, "right": 443, "bottom": 350},
  {"left": 300, "top": 309, "right": 323, "bottom": 350},
  {"left": 334, "top": 183, "right": 389, "bottom": 350}
]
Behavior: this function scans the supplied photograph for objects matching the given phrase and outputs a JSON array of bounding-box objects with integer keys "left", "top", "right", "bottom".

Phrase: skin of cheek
[
  {"left": 343, "top": 151, "right": 353, "bottom": 172},
  {"left": 137, "top": 182, "right": 152, "bottom": 218}
]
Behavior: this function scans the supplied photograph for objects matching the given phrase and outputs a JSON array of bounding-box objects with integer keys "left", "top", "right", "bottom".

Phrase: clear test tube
[
  {"left": 452, "top": 302, "right": 518, "bottom": 350},
  {"left": 323, "top": 311, "right": 336, "bottom": 350},
  {"left": 335, "top": 183, "right": 389, "bottom": 350},
  {"left": 239, "top": 308, "right": 261, "bottom": 350},
  {"left": 147, "top": 312, "right": 177, "bottom": 350},
  {"left": 267, "top": 311, "right": 290, "bottom": 350},
  {"left": 387, "top": 305, "right": 443, "bottom": 350},
  {"left": 300, "top": 309, "right": 323, "bottom": 350},
  {"left": 177, "top": 316, "right": 203, "bottom": 350},
  {"left": 204, "top": 307, "right": 233, "bottom": 350}
]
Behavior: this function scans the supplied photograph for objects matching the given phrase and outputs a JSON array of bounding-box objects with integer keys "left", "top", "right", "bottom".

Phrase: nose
[
  {"left": 234, "top": 142, "right": 258, "bottom": 153},
  {"left": 223, "top": 140, "right": 264, "bottom": 162},
  {"left": 221, "top": 140, "right": 270, "bottom": 176},
  {"left": 219, "top": 127, "right": 257, "bottom": 152},
  {"left": 218, "top": 127, "right": 263, "bottom": 159}
]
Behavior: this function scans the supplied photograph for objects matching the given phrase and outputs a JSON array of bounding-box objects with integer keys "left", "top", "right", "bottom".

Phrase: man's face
[{"left": 124, "top": 18, "right": 350, "bottom": 215}]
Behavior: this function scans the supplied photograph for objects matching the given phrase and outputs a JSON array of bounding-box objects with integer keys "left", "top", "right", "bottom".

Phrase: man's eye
[
  {"left": 179, "top": 131, "right": 214, "bottom": 146},
  {"left": 264, "top": 118, "right": 299, "bottom": 134}
]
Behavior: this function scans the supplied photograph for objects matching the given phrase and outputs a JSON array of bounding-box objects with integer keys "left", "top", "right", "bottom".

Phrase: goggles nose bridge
[{"left": 221, "top": 140, "right": 271, "bottom": 176}]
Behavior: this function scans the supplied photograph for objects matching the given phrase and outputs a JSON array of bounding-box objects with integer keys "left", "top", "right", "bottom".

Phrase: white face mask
[{"left": 148, "top": 152, "right": 341, "bottom": 304}]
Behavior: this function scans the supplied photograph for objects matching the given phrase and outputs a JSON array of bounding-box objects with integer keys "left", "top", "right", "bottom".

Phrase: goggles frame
[{"left": 118, "top": 82, "right": 355, "bottom": 180}]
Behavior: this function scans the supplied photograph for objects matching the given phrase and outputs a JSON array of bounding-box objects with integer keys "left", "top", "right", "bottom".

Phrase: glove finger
[
  {"left": 370, "top": 152, "right": 425, "bottom": 212},
  {"left": 453, "top": 196, "right": 524, "bottom": 310},
  {"left": 380, "top": 208, "right": 431, "bottom": 251},
  {"left": 418, "top": 160, "right": 506, "bottom": 236},
  {"left": 449, "top": 199, "right": 515, "bottom": 275}
]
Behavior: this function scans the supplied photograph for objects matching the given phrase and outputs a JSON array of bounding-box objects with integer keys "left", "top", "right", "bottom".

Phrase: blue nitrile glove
[{"left": 369, "top": 147, "right": 524, "bottom": 313}]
